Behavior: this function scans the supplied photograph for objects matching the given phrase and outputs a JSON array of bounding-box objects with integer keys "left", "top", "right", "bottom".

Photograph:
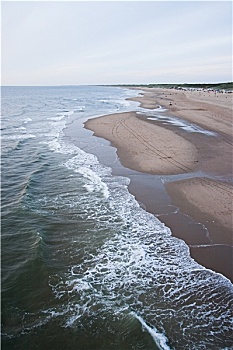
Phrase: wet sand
[{"left": 85, "top": 88, "right": 233, "bottom": 281}]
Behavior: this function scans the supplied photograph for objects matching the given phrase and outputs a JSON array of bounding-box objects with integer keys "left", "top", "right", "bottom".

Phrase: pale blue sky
[{"left": 1, "top": 1, "right": 232, "bottom": 85}]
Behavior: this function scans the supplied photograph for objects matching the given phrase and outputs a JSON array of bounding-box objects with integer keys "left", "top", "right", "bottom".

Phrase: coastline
[{"left": 84, "top": 88, "right": 233, "bottom": 281}]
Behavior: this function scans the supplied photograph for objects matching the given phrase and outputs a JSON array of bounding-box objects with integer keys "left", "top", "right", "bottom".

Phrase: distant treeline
[{"left": 116, "top": 82, "right": 233, "bottom": 91}]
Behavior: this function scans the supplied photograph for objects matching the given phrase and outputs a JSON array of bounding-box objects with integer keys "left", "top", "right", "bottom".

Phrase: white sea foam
[
  {"left": 48, "top": 116, "right": 65, "bottom": 121},
  {"left": 64, "top": 152, "right": 110, "bottom": 198},
  {"left": 76, "top": 106, "right": 85, "bottom": 112},
  {"left": 1, "top": 134, "right": 36, "bottom": 140},
  {"left": 114, "top": 98, "right": 132, "bottom": 108},
  {"left": 23, "top": 117, "right": 32, "bottom": 123},
  {"left": 132, "top": 312, "right": 171, "bottom": 350},
  {"left": 15, "top": 126, "right": 26, "bottom": 131},
  {"left": 64, "top": 110, "right": 75, "bottom": 116},
  {"left": 45, "top": 126, "right": 111, "bottom": 199},
  {"left": 46, "top": 138, "right": 78, "bottom": 155},
  {"left": 76, "top": 166, "right": 110, "bottom": 198}
]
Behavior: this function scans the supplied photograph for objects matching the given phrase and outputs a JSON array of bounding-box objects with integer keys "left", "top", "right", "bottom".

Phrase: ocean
[{"left": 1, "top": 86, "right": 233, "bottom": 350}]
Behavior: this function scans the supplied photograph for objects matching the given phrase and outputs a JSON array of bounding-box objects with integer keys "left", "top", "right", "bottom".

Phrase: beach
[{"left": 85, "top": 88, "right": 233, "bottom": 281}]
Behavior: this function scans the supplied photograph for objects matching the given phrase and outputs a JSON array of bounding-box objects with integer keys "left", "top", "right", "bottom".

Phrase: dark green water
[{"left": 1, "top": 86, "right": 233, "bottom": 349}]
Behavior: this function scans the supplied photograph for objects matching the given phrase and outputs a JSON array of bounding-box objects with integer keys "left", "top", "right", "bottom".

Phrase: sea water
[{"left": 1, "top": 86, "right": 233, "bottom": 350}]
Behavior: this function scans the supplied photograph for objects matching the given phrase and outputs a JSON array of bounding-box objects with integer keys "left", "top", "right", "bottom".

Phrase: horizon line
[{"left": 1, "top": 81, "right": 232, "bottom": 88}]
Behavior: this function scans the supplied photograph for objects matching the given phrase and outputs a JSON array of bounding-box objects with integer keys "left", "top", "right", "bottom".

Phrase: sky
[{"left": 1, "top": 1, "right": 232, "bottom": 86}]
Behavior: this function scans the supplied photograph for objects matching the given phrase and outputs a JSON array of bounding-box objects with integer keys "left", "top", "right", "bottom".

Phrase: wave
[
  {"left": 132, "top": 312, "right": 171, "bottom": 350},
  {"left": 23, "top": 116, "right": 32, "bottom": 123},
  {"left": 1, "top": 134, "right": 36, "bottom": 141},
  {"left": 73, "top": 166, "right": 110, "bottom": 198}
]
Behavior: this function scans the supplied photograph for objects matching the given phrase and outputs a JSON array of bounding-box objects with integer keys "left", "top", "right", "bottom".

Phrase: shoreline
[{"left": 84, "top": 88, "right": 233, "bottom": 281}]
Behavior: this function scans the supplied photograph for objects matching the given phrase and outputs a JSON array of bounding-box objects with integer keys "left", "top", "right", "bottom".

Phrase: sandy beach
[
  {"left": 85, "top": 111, "right": 198, "bottom": 175},
  {"left": 85, "top": 88, "right": 233, "bottom": 281}
]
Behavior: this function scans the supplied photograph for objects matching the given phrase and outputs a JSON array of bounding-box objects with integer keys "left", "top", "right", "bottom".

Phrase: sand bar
[{"left": 85, "top": 111, "right": 198, "bottom": 175}]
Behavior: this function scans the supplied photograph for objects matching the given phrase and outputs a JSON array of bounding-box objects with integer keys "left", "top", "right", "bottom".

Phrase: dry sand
[
  {"left": 85, "top": 87, "right": 233, "bottom": 280},
  {"left": 130, "top": 87, "right": 232, "bottom": 137}
]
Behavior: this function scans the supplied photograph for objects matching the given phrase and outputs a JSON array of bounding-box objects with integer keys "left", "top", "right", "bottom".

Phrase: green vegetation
[
  {"left": 116, "top": 82, "right": 233, "bottom": 91},
  {"left": 148, "top": 82, "right": 233, "bottom": 90}
]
